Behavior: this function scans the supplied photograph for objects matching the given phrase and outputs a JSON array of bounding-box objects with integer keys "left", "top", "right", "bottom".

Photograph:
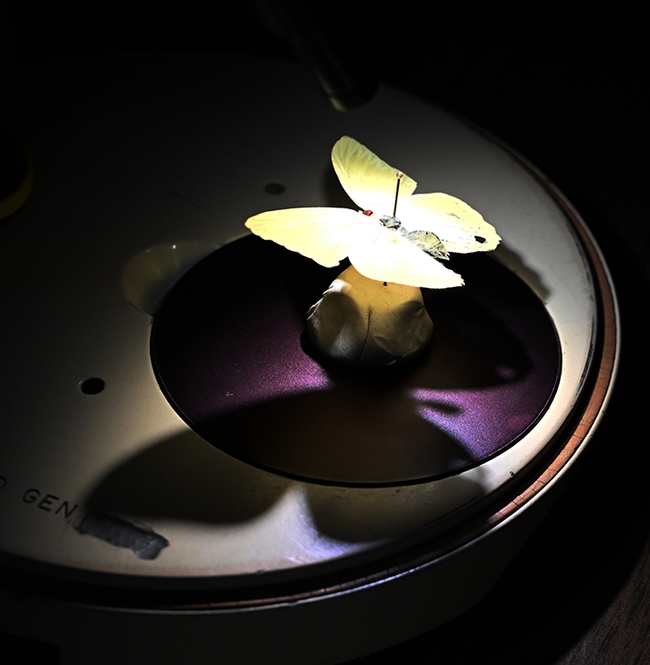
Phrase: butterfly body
[
  {"left": 398, "top": 228, "right": 449, "bottom": 260},
  {"left": 370, "top": 211, "right": 448, "bottom": 260},
  {"left": 378, "top": 214, "right": 400, "bottom": 230},
  {"left": 245, "top": 137, "right": 500, "bottom": 289}
]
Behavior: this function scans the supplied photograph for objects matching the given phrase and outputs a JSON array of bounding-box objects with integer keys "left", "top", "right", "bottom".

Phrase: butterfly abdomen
[{"left": 399, "top": 228, "right": 449, "bottom": 260}]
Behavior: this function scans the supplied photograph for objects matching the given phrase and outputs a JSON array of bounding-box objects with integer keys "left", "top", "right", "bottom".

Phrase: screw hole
[
  {"left": 80, "top": 378, "right": 105, "bottom": 395},
  {"left": 264, "top": 182, "right": 285, "bottom": 195}
]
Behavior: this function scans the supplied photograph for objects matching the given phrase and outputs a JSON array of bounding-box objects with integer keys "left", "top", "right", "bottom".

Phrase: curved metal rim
[{"left": 0, "top": 136, "right": 619, "bottom": 613}]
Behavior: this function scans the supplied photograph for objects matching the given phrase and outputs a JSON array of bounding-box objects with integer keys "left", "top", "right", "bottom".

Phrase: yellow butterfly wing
[
  {"left": 405, "top": 192, "right": 501, "bottom": 253},
  {"left": 348, "top": 225, "right": 464, "bottom": 289},
  {"left": 245, "top": 207, "right": 377, "bottom": 268},
  {"left": 331, "top": 136, "right": 417, "bottom": 215}
]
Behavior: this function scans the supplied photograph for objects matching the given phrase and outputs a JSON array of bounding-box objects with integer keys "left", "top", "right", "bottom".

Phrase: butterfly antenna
[{"left": 392, "top": 172, "right": 403, "bottom": 217}]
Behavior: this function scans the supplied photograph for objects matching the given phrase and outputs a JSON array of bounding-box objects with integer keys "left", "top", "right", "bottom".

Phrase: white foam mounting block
[{"left": 0, "top": 52, "right": 618, "bottom": 664}]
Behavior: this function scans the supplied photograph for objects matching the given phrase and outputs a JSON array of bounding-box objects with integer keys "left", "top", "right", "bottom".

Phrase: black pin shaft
[{"left": 392, "top": 173, "right": 403, "bottom": 217}]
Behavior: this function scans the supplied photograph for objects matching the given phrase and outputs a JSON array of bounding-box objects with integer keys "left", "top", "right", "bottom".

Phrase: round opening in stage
[{"left": 151, "top": 236, "right": 560, "bottom": 486}]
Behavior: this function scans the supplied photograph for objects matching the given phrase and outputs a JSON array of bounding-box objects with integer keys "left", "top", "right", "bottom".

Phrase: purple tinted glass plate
[{"left": 151, "top": 236, "right": 560, "bottom": 485}]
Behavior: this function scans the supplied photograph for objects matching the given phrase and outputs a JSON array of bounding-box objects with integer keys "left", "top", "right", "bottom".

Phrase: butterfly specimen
[{"left": 245, "top": 136, "right": 500, "bottom": 289}]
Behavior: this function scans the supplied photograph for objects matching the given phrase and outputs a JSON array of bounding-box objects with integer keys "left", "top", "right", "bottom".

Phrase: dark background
[{"left": 4, "top": 2, "right": 650, "bottom": 662}]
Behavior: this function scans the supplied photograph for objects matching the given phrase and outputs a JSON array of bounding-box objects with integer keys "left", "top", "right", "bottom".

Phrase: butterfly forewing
[
  {"left": 245, "top": 207, "right": 379, "bottom": 268},
  {"left": 331, "top": 137, "right": 417, "bottom": 216}
]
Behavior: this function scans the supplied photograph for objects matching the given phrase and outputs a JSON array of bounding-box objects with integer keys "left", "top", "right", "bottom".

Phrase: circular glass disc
[{"left": 151, "top": 235, "right": 560, "bottom": 485}]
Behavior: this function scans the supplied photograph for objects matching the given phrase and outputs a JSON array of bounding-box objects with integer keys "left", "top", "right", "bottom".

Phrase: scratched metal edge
[{"left": 479, "top": 139, "right": 620, "bottom": 528}]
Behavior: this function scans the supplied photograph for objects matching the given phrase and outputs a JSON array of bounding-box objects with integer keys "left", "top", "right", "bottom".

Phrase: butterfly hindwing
[
  {"left": 348, "top": 226, "right": 464, "bottom": 289},
  {"left": 406, "top": 192, "right": 501, "bottom": 253}
]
